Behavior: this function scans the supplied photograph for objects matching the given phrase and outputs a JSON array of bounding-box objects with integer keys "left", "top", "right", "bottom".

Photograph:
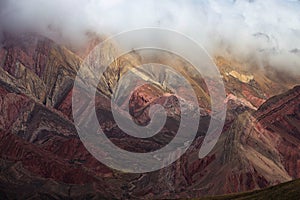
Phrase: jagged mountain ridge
[{"left": 0, "top": 33, "right": 299, "bottom": 199}]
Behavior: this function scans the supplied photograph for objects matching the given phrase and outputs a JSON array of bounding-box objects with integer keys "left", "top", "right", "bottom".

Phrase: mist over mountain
[
  {"left": 0, "top": 0, "right": 300, "bottom": 74},
  {"left": 0, "top": 1, "right": 300, "bottom": 198}
]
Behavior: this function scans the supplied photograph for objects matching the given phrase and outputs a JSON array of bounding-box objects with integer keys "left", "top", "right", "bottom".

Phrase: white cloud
[{"left": 0, "top": 0, "right": 300, "bottom": 73}]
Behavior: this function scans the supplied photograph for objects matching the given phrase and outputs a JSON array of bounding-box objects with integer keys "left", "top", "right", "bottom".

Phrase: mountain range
[{"left": 0, "top": 33, "right": 299, "bottom": 199}]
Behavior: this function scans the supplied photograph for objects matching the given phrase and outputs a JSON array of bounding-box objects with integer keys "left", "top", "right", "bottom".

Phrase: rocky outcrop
[{"left": 0, "top": 33, "right": 80, "bottom": 111}]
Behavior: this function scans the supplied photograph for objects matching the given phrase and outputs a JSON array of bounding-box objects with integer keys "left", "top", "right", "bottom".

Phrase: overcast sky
[{"left": 0, "top": 0, "right": 300, "bottom": 73}]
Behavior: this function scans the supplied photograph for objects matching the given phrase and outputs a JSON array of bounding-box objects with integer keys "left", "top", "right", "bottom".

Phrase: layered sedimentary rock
[{"left": 0, "top": 33, "right": 299, "bottom": 199}]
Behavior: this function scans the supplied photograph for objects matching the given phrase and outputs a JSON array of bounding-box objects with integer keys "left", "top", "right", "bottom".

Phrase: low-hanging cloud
[{"left": 0, "top": 0, "right": 300, "bottom": 73}]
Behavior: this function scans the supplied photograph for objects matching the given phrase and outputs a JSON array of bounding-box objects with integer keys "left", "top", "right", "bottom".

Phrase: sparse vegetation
[{"left": 198, "top": 179, "right": 300, "bottom": 200}]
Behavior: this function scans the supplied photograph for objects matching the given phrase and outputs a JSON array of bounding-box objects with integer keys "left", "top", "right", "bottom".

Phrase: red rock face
[
  {"left": 1, "top": 34, "right": 49, "bottom": 77},
  {"left": 255, "top": 86, "right": 300, "bottom": 178},
  {"left": 0, "top": 33, "right": 300, "bottom": 199},
  {"left": 128, "top": 83, "right": 165, "bottom": 125},
  {"left": 211, "top": 86, "right": 300, "bottom": 195},
  {"left": 0, "top": 84, "right": 116, "bottom": 194},
  {"left": 256, "top": 86, "right": 300, "bottom": 131}
]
